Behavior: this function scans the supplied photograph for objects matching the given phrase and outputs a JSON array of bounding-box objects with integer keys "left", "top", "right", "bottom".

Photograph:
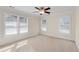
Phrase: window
[
  {"left": 41, "top": 19, "right": 47, "bottom": 31},
  {"left": 4, "top": 15, "right": 28, "bottom": 35},
  {"left": 5, "top": 15, "right": 17, "bottom": 35},
  {"left": 19, "top": 17, "right": 28, "bottom": 33},
  {"left": 59, "top": 16, "right": 70, "bottom": 34}
]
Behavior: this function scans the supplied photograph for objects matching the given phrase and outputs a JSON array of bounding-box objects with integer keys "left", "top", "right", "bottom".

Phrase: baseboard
[{"left": 40, "top": 34, "right": 75, "bottom": 43}]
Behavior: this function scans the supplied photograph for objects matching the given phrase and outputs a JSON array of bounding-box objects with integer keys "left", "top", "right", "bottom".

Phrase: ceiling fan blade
[
  {"left": 35, "top": 7, "right": 40, "bottom": 10},
  {"left": 45, "top": 7, "right": 50, "bottom": 10},
  {"left": 45, "top": 12, "right": 50, "bottom": 14}
]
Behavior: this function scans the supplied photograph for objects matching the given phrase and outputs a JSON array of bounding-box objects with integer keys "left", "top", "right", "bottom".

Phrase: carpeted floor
[{"left": 15, "top": 35, "right": 78, "bottom": 52}]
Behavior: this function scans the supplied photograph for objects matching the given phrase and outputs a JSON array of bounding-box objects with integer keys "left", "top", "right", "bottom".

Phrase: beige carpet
[{"left": 15, "top": 35, "right": 78, "bottom": 52}]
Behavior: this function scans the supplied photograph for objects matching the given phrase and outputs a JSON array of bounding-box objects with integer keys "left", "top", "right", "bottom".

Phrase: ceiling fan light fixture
[
  {"left": 33, "top": 7, "right": 51, "bottom": 15},
  {"left": 39, "top": 10, "right": 44, "bottom": 14}
]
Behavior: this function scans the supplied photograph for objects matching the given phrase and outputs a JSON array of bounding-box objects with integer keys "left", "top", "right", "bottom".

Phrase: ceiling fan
[{"left": 33, "top": 7, "right": 51, "bottom": 15}]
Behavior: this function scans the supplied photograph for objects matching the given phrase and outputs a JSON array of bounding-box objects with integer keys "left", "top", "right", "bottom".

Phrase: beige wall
[
  {"left": 40, "top": 9, "right": 75, "bottom": 41},
  {"left": 0, "top": 8, "right": 40, "bottom": 45},
  {"left": 0, "top": 7, "right": 76, "bottom": 47},
  {"left": 75, "top": 7, "right": 79, "bottom": 49}
]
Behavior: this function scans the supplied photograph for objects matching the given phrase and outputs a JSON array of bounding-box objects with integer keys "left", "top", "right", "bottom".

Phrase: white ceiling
[
  {"left": 14, "top": 6, "right": 75, "bottom": 15},
  {"left": 0, "top": 6, "right": 75, "bottom": 15},
  {"left": 14, "top": 6, "right": 74, "bottom": 12}
]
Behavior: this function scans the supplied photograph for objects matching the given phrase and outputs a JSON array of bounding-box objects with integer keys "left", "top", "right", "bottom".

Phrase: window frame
[
  {"left": 4, "top": 14, "right": 28, "bottom": 36},
  {"left": 19, "top": 16, "right": 28, "bottom": 34},
  {"left": 4, "top": 14, "right": 18, "bottom": 35},
  {"left": 59, "top": 16, "right": 71, "bottom": 34},
  {"left": 41, "top": 19, "right": 47, "bottom": 32}
]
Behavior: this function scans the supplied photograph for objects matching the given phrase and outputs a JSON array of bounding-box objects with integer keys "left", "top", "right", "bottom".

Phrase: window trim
[
  {"left": 41, "top": 19, "right": 47, "bottom": 32},
  {"left": 19, "top": 16, "right": 28, "bottom": 34},
  {"left": 4, "top": 14, "right": 18, "bottom": 35},
  {"left": 59, "top": 16, "right": 71, "bottom": 34},
  {"left": 4, "top": 14, "right": 28, "bottom": 36}
]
